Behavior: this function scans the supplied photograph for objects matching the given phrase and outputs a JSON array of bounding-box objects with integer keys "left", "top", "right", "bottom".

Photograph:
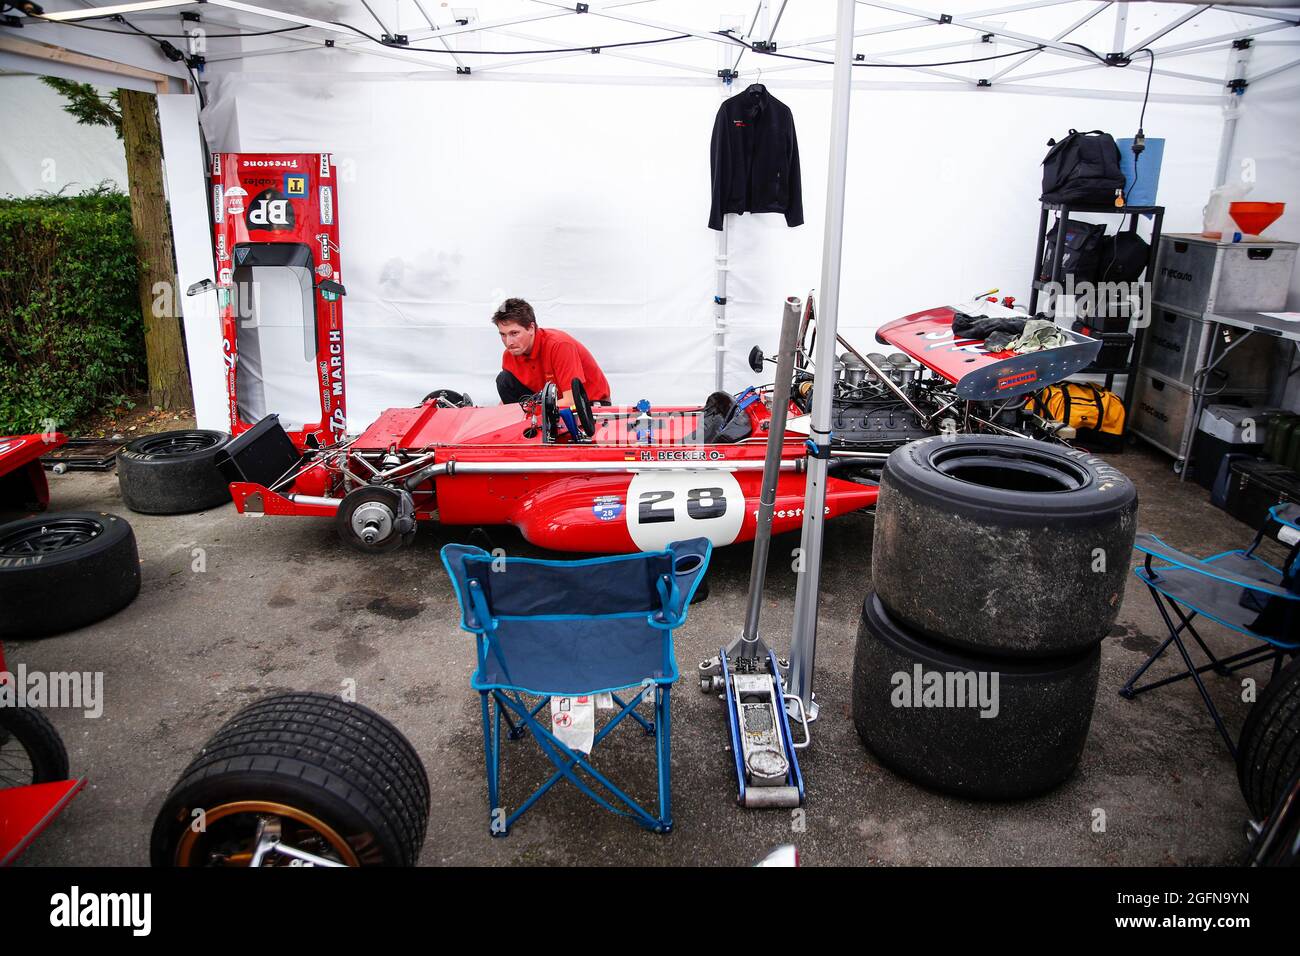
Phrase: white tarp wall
[
  {"left": 200, "top": 70, "right": 1231, "bottom": 427},
  {"left": 10, "top": 1, "right": 1299, "bottom": 428}
]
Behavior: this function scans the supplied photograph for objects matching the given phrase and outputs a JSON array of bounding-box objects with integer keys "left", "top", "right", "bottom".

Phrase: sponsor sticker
[
  {"left": 639, "top": 449, "right": 723, "bottom": 462},
  {"left": 316, "top": 233, "right": 333, "bottom": 261},
  {"left": 592, "top": 495, "right": 623, "bottom": 521},
  {"left": 315, "top": 263, "right": 333, "bottom": 278},
  {"left": 283, "top": 173, "right": 307, "bottom": 197},
  {"left": 319, "top": 185, "right": 334, "bottom": 225},
  {"left": 216, "top": 233, "right": 228, "bottom": 261},
  {"left": 224, "top": 185, "right": 247, "bottom": 216},
  {"left": 213, "top": 185, "right": 224, "bottom": 223},
  {"left": 246, "top": 189, "right": 294, "bottom": 231},
  {"left": 212, "top": 153, "right": 221, "bottom": 175},
  {"left": 320, "top": 154, "right": 331, "bottom": 178},
  {"left": 997, "top": 369, "right": 1038, "bottom": 391},
  {"left": 218, "top": 266, "right": 232, "bottom": 286},
  {"left": 241, "top": 159, "right": 298, "bottom": 168}
]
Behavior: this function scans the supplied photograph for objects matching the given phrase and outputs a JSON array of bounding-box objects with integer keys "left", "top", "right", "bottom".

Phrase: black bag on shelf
[
  {"left": 1040, "top": 219, "right": 1107, "bottom": 283},
  {"left": 1096, "top": 232, "right": 1151, "bottom": 283},
  {"left": 1040, "top": 130, "right": 1126, "bottom": 205}
]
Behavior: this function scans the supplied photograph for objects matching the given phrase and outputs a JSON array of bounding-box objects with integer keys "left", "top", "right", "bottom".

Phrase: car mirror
[{"left": 187, "top": 278, "right": 216, "bottom": 296}]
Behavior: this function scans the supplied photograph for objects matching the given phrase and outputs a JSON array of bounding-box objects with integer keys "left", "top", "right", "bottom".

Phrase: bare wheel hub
[{"left": 350, "top": 500, "right": 394, "bottom": 545}]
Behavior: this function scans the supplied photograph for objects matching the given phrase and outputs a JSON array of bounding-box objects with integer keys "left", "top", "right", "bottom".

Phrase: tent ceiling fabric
[{"left": 24, "top": 1, "right": 1300, "bottom": 98}]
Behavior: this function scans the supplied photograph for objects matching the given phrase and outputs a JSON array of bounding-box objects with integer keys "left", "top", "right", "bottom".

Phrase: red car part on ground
[
  {"left": 0, "top": 641, "right": 84, "bottom": 866},
  {"left": 211, "top": 152, "right": 345, "bottom": 447},
  {"left": 0, "top": 433, "right": 67, "bottom": 512}
]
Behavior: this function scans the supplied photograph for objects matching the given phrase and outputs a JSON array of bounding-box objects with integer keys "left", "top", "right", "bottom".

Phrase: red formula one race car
[{"left": 197, "top": 153, "right": 1100, "bottom": 555}]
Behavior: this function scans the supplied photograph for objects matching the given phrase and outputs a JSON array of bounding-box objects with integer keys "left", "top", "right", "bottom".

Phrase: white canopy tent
[
  {"left": 3, "top": 0, "right": 1297, "bottom": 711},
  {"left": 3, "top": 0, "right": 1298, "bottom": 430}
]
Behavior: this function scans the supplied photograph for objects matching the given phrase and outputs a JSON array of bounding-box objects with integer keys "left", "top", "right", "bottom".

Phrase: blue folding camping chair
[
  {"left": 1121, "top": 504, "right": 1300, "bottom": 757},
  {"left": 440, "top": 537, "right": 712, "bottom": 836}
]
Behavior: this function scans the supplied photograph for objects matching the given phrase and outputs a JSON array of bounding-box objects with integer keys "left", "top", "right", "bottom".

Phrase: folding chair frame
[
  {"left": 1121, "top": 508, "right": 1300, "bottom": 758},
  {"left": 481, "top": 682, "right": 673, "bottom": 836}
]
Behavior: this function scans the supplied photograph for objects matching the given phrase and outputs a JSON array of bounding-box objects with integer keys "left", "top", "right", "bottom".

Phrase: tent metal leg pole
[
  {"left": 787, "top": 0, "right": 856, "bottom": 723},
  {"left": 715, "top": 222, "right": 729, "bottom": 392},
  {"left": 1213, "top": 42, "right": 1252, "bottom": 188}
]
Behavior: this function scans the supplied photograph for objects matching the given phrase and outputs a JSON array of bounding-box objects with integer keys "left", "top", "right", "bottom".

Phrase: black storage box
[
  {"left": 1225, "top": 458, "right": 1300, "bottom": 530},
  {"left": 1072, "top": 321, "right": 1133, "bottom": 370},
  {"left": 214, "top": 414, "right": 300, "bottom": 488},
  {"left": 1191, "top": 429, "right": 1263, "bottom": 490}
]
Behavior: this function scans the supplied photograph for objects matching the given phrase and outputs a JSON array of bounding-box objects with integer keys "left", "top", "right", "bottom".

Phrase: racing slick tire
[
  {"left": 0, "top": 703, "right": 70, "bottom": 787},
  {"left": 1238, "top": 655, "right": 1300, "bottom": 821},
  {"left": 872, "top": 435, "right": 1137, "bottom": 658},
  {"left": 851, "top": 592, "right": 1099, "bottom": 800},
  {"left": 117, "top": 430, "right": 231, "bottom": 515},
  {"left": 150, "top": 692, "right": 430, "bottom": 867},
  {"left": 0, "top": 511, "right": 141, "bottom": 638}
]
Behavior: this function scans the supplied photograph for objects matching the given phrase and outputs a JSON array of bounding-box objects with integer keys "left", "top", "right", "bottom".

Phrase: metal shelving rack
[{"left": 1028, "top": 201, "right": 1166, "bottom": 428}]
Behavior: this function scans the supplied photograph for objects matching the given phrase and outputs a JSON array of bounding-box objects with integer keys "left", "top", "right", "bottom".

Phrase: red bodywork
[
  {"left": 230, "top": 398, "right": 877, "bottom": 553},
  {"left": 0, "top": 642, "right": 84, "bottom": 865},
  {"left": 211, "top": 152, "right": 345, "bottom": 447},
  {"left": 876, "top": 306, "right": 1100, "bottom": 401},
  {"left": 0, "top": 433, "right": 67, "bottom": 512}
]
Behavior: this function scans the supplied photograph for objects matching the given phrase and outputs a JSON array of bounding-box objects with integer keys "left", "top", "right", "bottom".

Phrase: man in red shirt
[{"left": 493, "top": 298, "right": 612, "bottom": 408}]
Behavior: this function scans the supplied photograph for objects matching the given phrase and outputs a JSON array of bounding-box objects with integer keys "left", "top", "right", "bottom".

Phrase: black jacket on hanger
[{"left": 708, "top": 84, "right": 803, "bottom": 231}]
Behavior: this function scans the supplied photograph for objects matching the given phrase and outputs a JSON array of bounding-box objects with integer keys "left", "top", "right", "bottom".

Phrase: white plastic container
[{"left": 1202, "top": 183, "right": 1252, "bottom": 240}]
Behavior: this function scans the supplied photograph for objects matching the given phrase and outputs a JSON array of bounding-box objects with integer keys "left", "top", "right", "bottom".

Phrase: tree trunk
[{"left": 119, "top": 88, "right": 192, "bottom": 411}]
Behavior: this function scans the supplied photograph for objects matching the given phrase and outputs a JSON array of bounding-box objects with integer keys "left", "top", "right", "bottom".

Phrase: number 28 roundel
[{"left": 625, "top": 471, "right": 743, "bottom": 551}]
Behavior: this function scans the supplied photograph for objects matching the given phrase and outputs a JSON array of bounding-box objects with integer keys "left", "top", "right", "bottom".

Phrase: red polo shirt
[{"left": 502, "top": 327, "right": 611, "bottom": 403}]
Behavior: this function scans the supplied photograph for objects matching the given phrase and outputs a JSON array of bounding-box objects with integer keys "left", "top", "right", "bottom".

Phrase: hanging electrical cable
[
  {"left": 714, "top": 30, "right": 1046, "bottom": 68},
  {"left": 327, "top": 19, "right": 691, "bottom": 55},
  {"left": 1064, "top": 40, "right": 1158, "bottom": 203}
]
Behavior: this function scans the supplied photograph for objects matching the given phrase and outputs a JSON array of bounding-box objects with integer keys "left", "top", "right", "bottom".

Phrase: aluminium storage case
[
  {"left": 1130, "top": 233, "right": 1295, "bottom": 464},
  {"left": 1153, "top": 234, "right": 1297, "bottom": 314}
]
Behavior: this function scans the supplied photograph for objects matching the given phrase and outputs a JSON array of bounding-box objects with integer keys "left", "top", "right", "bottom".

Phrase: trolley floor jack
[{"left": 699, "top": 296, "right": 812, "bottom": 809}]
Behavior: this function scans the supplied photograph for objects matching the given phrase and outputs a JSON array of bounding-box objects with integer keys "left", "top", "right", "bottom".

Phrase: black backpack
[
  {"left": 1040, "top": 219, "right": 1108, "bottom": 283},
  {"left": 1040, "top": 130, "right": 1126, "bottom": 205}
]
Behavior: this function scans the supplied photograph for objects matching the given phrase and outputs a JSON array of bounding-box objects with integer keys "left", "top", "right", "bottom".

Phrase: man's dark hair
[{"left": 492, "top": 298, "right": 536, "bottom": 329}]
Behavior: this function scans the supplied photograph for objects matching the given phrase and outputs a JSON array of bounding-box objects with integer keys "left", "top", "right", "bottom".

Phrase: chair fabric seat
[
  {"left": 472, "top": 614, "right": 678, "bottom": 697},
  {"left": 1137, "top": 551, "right": 1294, "bottom": 647}
]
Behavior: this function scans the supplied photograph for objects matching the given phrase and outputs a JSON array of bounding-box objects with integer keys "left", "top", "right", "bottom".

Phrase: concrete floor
[{"left": 11, "top": 442, "right": 1279, "bottom": 866}]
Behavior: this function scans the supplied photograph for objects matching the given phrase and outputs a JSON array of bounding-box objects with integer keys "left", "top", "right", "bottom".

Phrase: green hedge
[{"left": 0, "top": 188, "right": 143, "bottom": 435}]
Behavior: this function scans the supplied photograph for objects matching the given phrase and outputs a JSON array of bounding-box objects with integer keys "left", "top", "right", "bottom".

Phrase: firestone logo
[{"left": 241, "top": 159, "right": 299, "bottom": 167}]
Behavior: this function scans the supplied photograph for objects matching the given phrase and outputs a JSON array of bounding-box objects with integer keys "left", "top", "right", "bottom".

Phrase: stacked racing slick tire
[
  {"left": 872, "top": 435, "right": 1137, "bottom": 657},
  {"left": 854, "top": 436, "right": 1137, "bottom": 798},
  {"left": 151, "top": 692, "right": 430, "bottom": 866},
  {"left": 0, "top": 511, "right": 141, "bottom": 638},
  {"left": 853, "top": 593, "right": 1100, "bottom": 799},
  {"left": 117, "top": 430, "right": 231, "bottom": 515}
]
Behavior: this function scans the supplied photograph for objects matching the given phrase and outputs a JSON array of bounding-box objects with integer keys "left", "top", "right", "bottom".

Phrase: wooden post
[{"left": 119, "top": 87, "right": 193, "bottom": 411}]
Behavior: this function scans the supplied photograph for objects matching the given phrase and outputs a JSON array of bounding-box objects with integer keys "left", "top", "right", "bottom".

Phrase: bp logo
[{"left": 246, "top": 188, "right": 295, "bottom": 231}]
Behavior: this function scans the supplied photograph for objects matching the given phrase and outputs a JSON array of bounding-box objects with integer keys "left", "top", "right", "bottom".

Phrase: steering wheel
[
  {"left": 540, "top": 382, "right": 560, "bottom": 442},
  {"left": 418, "top": 388, "right": 472, "bottom": 408},
  {"left": 570, "top": 377, "right": 596, "bottom": 438}
]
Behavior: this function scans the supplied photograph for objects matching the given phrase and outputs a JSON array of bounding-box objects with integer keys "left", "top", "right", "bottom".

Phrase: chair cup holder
[{"left": 674, "top": 554, "right": 704, "bottom": 576}]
